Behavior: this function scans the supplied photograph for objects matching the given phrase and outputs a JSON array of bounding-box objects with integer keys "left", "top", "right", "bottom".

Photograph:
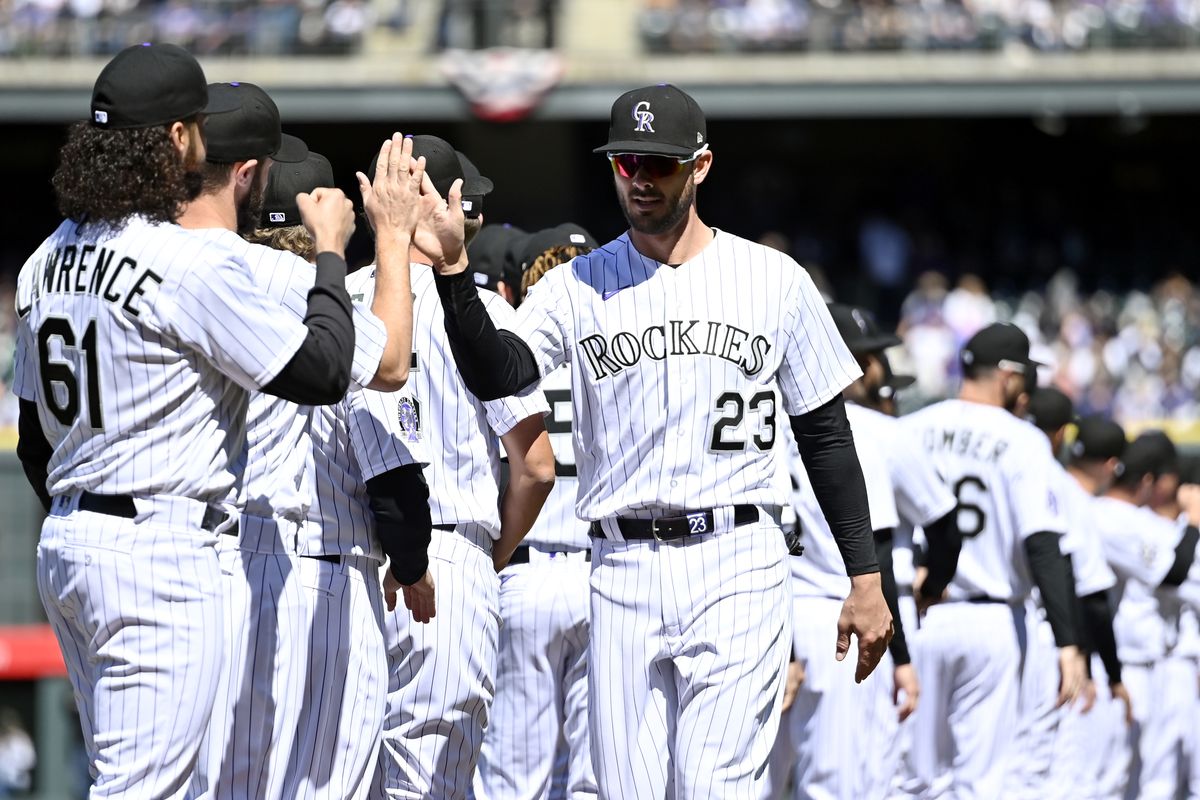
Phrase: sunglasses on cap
[{"left": 608, "top": 144, "right": 708, "bottom": 180}]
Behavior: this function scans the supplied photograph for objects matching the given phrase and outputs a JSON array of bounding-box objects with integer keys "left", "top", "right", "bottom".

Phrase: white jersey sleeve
[
  {"left": 1054, "top": 467, "right": 1117, "bottom": 596},
  {"left": 481, "top": 291, "right": 550, "bottom": 436},
  {"left": 345, "top": 387, "right": 430, "bottom": 481},
  {"left": 512, "top": 262, "right": 573, "bottom": 379},
  {"left": 1094, "top": 497, "right": 1182, "bottom": 587},
  {"left": 1004, "top": 432, "right": 1069, "bottom": 541},
  {"left": 775, "top": 267, "right": 861, "bottom": 416}
]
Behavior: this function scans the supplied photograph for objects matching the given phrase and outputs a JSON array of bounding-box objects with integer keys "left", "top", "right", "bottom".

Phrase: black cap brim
[
  {"left": 593, "top": 140, "right": 697, "bottom": 158},
  {"left": 885, "top": 373, "right": 916, "bottom": 390},
  {"left": 272, "top": 133, "right": 309, "bottom": 163},
  {"left": 849, "top": 333, "right": 903, "bottom": 355},
  {"left": 463, "top": 175, "right": 494, "bottom": 196}
]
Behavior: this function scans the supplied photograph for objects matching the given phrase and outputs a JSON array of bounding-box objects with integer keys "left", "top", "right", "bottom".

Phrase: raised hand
[
  {"left": 356, "top": 133, "right": 427, "bottom": 248},
  {"left": 412, "top": 172, "right": 468, "bottom": 274},
  {"left": 297, "top": 186, "right": 355, "bottom": 256}
]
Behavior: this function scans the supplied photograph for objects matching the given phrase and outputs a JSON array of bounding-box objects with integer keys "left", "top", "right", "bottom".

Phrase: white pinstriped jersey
[
  {"left": 1093, "top": 497, "right": 1183, "bottom": 664},
  {"left": 523, "top": 365, "right": 590, "bottom": 549},
  {"left": 13, "top": 217, "right": 307, "bottom": 504},
  {"left": 1051, "top": 465, "right": 1116, "bottom": 597},
  {"left": 511, "top": 229, "right": 860, "bottom": 524},
  {"left": 346, "top": 262, "right": 547, "bottom": 538},
  {"left": 788, "top": 415, "right": 899, "bottom": 598},
  {"left": 846, "top": 403, "right": 956, "bottom": 586},
  {"left": 901, "top": 399, "right": 1069, "bottom": 602},
  {"left": 197, "top": 229, "right": 388, "bottom": 522}
]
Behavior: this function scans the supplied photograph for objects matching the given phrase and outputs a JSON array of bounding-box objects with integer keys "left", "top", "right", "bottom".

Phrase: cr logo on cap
[{"left": 632, "top": 101, "right": 655, "bottom": 133}]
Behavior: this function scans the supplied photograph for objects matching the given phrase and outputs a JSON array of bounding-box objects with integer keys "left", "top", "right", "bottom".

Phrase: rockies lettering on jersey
[{"left": 578, "top": 321, "right": 772, "bottom": 380}]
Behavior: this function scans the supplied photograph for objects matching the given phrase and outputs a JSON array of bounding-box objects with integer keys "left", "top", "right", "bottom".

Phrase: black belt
[
  {"left": 966, "top": 595, "right": 1008, "bottom": 604},
  {"left": 589, "top": 504, "right": 759, "bottom": 541},
  {"left": 433, "top": 524, "right": 456, "bottom": 532},
  {"left": 78, "top": 491, "right": 234, "bottom": 534},
  {"left": 301, "top": 554, "right": 341, "bottom": 565},
  {"left": 508, "top": 545, "right": 591, "bottom": 565}
]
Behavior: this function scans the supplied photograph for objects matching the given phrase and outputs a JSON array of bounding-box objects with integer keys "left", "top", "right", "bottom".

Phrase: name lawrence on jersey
[
  {"left": 578, "top": 320, "right": 772, "bottom": 381},
  {"left": 16, "top": 242, "right": 162, "bottom": 319}
]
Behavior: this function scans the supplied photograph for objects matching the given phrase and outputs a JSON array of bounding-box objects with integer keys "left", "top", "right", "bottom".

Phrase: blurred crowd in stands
[
  {"left": 0, "top": 0, "right": 410, "bottom": 56},
  {"left": 640, "top": 0, "right": 1200, "bottom": 52},
  {"left": 888, "top": 268, "right": 1200, "bottom": 423}
]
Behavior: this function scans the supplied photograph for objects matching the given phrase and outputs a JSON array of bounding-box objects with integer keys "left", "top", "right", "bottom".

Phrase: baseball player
[
  {"left": 467, "top": 223, "right": 530, "bottom": 307},
  {"left": 418, "top": 84, "right": 892, "bottom": 798},
  {"left": 174, "top": 86, "right": 423, "bottom": 799},
  {"left": 14, "top": 44, "right": 360, "bottom": 798},
  {"left": 1055, "top": 415, "right": 1134, "bottom": 800},
  {"left": 474, "top": 222, "right": 600, "bottom": 800},
  {"left": 1014, "top": 390, "right": 1126, "bottom": 800},
  {"left": 364, "top": 134, "right": 555, "bottom": 800},
  {"left": 897, "top": 322, "right": 1085, "bottom": 799},
  {"left": 1091, "top": 433, "right": 1200, "bottom": 799}
]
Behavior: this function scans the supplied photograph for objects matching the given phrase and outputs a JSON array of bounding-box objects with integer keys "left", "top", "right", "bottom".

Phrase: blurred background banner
[{"left": 0, "top": 2, "right": 1197, "bottom": 796}]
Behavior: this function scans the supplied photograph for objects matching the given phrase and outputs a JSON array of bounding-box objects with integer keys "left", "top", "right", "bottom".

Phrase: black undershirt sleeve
[
  {"left": 1025, "top": 531, "right": 1081, "bottom": 648},
  {"left": 16, "top": 399, "right": 52, "bottom": 513},
  {"left": 365, "top": 464, "right": 433, "bottom": 586},
  {"left": 434, "top": 269, "right": 540, "bottom": 400},
  {"left": 875, "top": 529, "right": 911, "bottom": 665},
  {"left": 261, "top": 252, "right": 355, "bottom": 405},
  {"left": 918, "top": 509, "right": 962, "bottom": 601},
  {"left": 1161, "top": 525, "right": 1199, "bottom": 588},
  {"left": 1081, "top": 589, "right": 1122, "bottom": 685},
  {"left": 790, "top": 395, "right": 878, "bottom": 576}
]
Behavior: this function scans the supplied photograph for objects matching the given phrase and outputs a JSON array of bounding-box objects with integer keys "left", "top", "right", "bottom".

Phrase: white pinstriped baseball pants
[
  {"left": 372, "top": 526, "right": 500, "bottom": 800},
  {"left": 37, "top": 499, "right": 224, "bottom": 799},
  {"left": 475, "top": 549, "right": 597, "bottom": 800},
  {"left": 587, "top": 516, "right": 791, "bottom": 800}
]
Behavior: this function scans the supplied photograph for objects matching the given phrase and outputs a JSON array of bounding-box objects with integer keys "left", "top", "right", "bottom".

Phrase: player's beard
[
  {"left": 182, "top": 130, "right": 206, "bottom": 202},
  {"left": 1002, "top": 376, "right": 1025, "bottom": 413},
  {"left": 236, "top": 166, "right": 268, "bottom": 237},
  {"left": 619, "top": 175, "right": 696, "bottom": 237}
]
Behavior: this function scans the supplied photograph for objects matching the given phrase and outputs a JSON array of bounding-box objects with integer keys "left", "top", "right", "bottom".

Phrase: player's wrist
[{"left": 431, "top": 251, "right": 469, "bottom": 276}]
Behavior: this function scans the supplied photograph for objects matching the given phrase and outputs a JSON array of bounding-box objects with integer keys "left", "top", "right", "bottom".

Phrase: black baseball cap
[
  {"left": 878, "top": 352, "right": 915, "bottom": 401},
  {"left": 961, "top": 323, "right": 1043, "bottom": 374},
  {"left": 204, "top": 82, "right": 308, "bottom": 164},
  {"left": 1026, "top": 387, "right": 1075, "bottom": 432},
  {"left": 1070, "top": 415, "right": 1126, "bottom": 462},
  {"left": 90, "top": 43, "right": 239, "bottom": 130},
  {"left": 455, "top": 149, "right": 494, "bottom": 219},
  {"left": 1117, "top": 435, "right": 1164, "bottom": 484},
  {"left": 467, "top": 224, "right": 528, "bottom": 292},
  {"left": 827, "top": 303, "right": 902, "bottom": 356},
  {"left": 1132, "top": 430, "right": 1179, "bottom": 477},
  {"left": 593, "top": 84, "right": 708, "bottom": 158},
  {"left": 260, "top": 151, "right": 334, "bottom": 229},
  {"left": 366, "top": 135, "right": 491, "bottom": 202},
  {"left": 518, "top": 223, "right": 598, "bottom": 274}
]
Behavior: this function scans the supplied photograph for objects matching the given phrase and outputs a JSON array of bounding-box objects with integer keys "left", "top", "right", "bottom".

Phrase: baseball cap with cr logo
[
  {"left": 90, "top": 43, "right": 239, "bottom": 129},
  {"left": 593, "top": 84, "right": 708, "bottom": 159}
]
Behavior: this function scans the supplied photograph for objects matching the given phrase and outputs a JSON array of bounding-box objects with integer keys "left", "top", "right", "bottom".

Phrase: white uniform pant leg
[
  {"left": 1125, "top": 658, "right": 1184, "bottom": 800},
  {"left": 1140, "top": 655, "right": 1195, "bottom": 800},
  {"left": 788, "top": 595, "right": 877, "bottom": 800},
  {"left": 1187, "top": 656, "right": 1200, "bottom": 800},
  {"left": 668, "top": 522, "right": 791, "bottom": 800},
  {"left": 1086, "top": 655, "right": 1132, "bottom": 800},
  {"left": 1006, "top": 612, "right": 1061, "bottom": 800},
  {"left": 476, "top": 555, "right": 596, "bottom": 800},
  {"left": 189, "top": 542, "right": 309, "bottom": 800},
  {"left": 902, "top": 602, "right": 1021, "bottom": 800},
  {"left": 373, "top": 532, "right": 499, "bottom": 800},
  {"left": 37, "top": 512, "right": 224, "bottom": 800}
]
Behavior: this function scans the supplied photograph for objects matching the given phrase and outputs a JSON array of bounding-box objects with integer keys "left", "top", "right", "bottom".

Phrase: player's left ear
[{"left": 692, "top": 150, "right": 714, "bottom": 186}]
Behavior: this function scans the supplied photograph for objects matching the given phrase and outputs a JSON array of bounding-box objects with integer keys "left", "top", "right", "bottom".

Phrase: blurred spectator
[
  {"left": 0, "top": 708, "right": 35, "bottom": 797},
  {"left": 639, "top": 0, "right": 1200, "bottom": 52}
]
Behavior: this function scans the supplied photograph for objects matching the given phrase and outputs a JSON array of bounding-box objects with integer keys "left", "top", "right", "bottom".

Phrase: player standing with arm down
[
  {"left": 13, "top": 44, "right": 359, "bottom": 800},
  {"left": 421, "top": 84, "right": 892, "bottom": 799}
]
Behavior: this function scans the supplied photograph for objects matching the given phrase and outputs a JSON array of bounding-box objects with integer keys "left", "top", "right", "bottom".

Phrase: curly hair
[
  {"left": 52, "top": 120, "right": 202, "bottom": 226},
  {"left": 245, "top": 225, "right": 315, "bottom": 262},
  {"left": 521, "top": 245, "right": 592, "bottom": 300}
]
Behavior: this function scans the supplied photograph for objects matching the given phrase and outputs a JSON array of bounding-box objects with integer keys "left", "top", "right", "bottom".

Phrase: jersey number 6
[{"left": 37, "top": 316, "right": 104, "bottom": 429}]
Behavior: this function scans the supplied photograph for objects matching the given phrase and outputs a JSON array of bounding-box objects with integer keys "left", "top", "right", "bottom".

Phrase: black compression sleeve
[
  {"left": 365, "top": 465, "right": 433, "bottom": 586},
  {"left": 875, "top": 529, "right": 911, "bottom": 665},
  {"left": 920, "top": 509, "right": 962, "bottom": 601},
  {"left": 1161, "top": 525, "right": 1200, "bottom": 588},
  {"left": 16, "top": 399, "right": 52, "bottom": 513},
  {"left": 790, "top": 395, "right": 878, "bottom": 576},
  {"left": 1025, "top": 531, "right": 1081, "bottom": 648},
  {"left": 1081, "top": 589, "right": 1122, "bottom": 685},
  {"left": 434, "top": 269, "right": 539, "bottom": 400},
  {"left": 261, "top": 252, "right": 355, "bottom": 405}
]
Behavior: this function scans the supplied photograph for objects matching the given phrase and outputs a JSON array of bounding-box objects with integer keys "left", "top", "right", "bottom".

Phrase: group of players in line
[{"left": 13, "top": 40, "right": 1200, "bottom": 800}]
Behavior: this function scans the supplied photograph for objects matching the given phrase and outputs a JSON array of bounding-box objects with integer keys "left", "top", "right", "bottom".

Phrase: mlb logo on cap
[
  {"left": 93, "top": 110, "right": 109, "bottom": 124},
  {"left": 269, "top": 212, "right": 286, "bottom": 223}
]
